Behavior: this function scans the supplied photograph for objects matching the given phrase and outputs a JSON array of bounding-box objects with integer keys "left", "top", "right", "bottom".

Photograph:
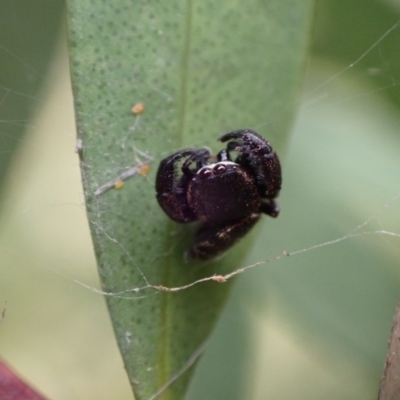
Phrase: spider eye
[
  {"left": 214, "top": 164, "right": 226, "bottom": 173},
  {"left": 200, "top": 168, "right": 212, "bottom": 177}
]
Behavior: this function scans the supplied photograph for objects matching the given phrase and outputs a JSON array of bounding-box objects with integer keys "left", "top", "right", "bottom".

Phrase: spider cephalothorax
[{"left": 155, "top": 129, "right": 282, "bottom": 260}]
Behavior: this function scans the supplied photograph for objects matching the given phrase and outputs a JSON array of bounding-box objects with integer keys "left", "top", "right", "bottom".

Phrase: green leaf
[{"left": 66, "top": 0, "right": 314, "bottom": 398}]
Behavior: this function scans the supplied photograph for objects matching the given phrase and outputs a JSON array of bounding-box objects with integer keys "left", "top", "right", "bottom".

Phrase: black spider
[{"left": 155, "top": 129, "right": 282, "bottom": 260}]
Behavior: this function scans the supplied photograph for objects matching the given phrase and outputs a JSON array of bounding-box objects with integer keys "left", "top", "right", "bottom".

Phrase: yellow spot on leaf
[
  {"left": 138, "top": 164, "right": 150, "bottom": 175},
  {"left": 131, "top": 102, "right": 145, "bottom": 115},
  {"left": 114, "top": 180, "right": 124, "bottom": 190}
]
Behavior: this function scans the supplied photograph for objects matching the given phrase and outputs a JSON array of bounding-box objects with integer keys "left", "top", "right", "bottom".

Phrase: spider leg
[
  {"left": 260, "top": 199, "right": 280, "bottom": 218},
  {"left": 156, "top": 149, "right": 199, "bottom": 222},
  {"left": 219, "top": 129, "right": 281, "bottom": 199},
  {"left": 216, "top": 148, "right": 232, "bottom": 162},
  {"left": 219, "top": 129, "right": 270, "bottom": 151},
  {"left": 182, "top": 148, "right": 211, "bottom": 175},
  {"left": 188, "top": 213, "right": 260, "bottom": 260}
]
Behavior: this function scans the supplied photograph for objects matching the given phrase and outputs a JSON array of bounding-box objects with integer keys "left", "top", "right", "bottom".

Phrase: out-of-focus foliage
[
  {"left": 313, "top": 0, "right": 400, "bottom": 108},
  {"left": 0, "top": 0, "right": 65, "bottom": 192}
]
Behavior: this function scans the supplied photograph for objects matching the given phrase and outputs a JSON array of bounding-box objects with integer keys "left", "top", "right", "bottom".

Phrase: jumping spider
[{"left": 155, "top": 129, "right": 282, "bottom": 260}]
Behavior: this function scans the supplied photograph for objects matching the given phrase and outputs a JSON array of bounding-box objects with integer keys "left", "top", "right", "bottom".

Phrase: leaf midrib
[{"left": 157, "top": 0, "right": 193, "bottom": 395}]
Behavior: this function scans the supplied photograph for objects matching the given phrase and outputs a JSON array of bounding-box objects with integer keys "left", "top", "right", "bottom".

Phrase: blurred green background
[{"left": 1, "top": 1, "right": 400, "bottom": 399}]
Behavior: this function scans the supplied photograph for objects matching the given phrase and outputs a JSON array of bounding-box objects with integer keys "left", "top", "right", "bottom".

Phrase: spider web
[{"left": 0, "top": 7, "right": 400, "bottom": 400}]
